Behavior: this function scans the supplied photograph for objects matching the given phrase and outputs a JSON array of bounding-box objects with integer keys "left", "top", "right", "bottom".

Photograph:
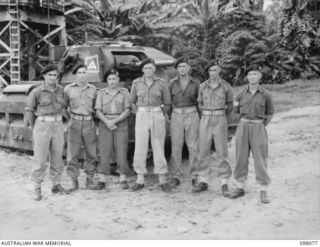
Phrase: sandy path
[{"left": 0, "top": 106, "right": 319, "bottom": 240}]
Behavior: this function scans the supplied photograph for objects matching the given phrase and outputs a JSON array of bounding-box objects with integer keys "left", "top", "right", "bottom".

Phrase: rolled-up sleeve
[
  {"left": 265, "top": 93, "right": 275, "bottom": 115},
  {"left": 25, "top": 89, "right": 37, "bottom": 112},
  {"left": 95, "top": 93, "right": 102, "bottom": 111}
]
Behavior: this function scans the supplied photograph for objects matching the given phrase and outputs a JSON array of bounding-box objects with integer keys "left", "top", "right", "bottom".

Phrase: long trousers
[
  {"left": 169, "top": 111, "right": 199, "bottom": 178},
  {"left": 234, "top": 120, "right": 271, "bottom": 186},
  {"left": 97, "top": 120, "right": 130, "bottom": 175},
  {"left": 66, "top": 119, "right": 97, "bottom": 179},
  {"left": 31, "top": 119, "right": 64, "bottom": 185},
  {"left": 196, "top": 115, "right": 232, "bottom": 183},
  {"left": 133, "top": 109, "right": 168, "bottom": 175}
]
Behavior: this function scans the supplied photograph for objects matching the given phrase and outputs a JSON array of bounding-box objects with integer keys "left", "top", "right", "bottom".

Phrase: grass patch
[{"left": 233, "top": 79, "right": 320, "bottom": 113}]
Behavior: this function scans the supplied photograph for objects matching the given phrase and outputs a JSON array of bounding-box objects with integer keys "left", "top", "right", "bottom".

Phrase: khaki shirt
[
  {"left": 234, "top": 85, "right": 275, "bottom": 120},
  {"left": 25, "top": 83, "right": 66, "bottom": 116},
  {"left": 64, "top": 82, "right": 97, "bottom": 116},
  {"left": 130, "top": 76, "right": 171, "bottom": 106},
  {"left": 198, "top": 78, "right": 233, "bottom": 111},
  {"left": 169, "top": 76, "right": 199, "bottom": 107},
  {"left": 95, "top": 87, "right": 130, "bottom": 115}
]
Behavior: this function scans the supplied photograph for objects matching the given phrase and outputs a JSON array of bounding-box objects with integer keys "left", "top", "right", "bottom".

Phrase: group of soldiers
[{"left": 25, "top": 56, "right": 274, "bottom": 204}]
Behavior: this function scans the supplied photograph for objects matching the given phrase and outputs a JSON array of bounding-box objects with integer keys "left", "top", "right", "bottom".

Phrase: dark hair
[
  {"left": 104, "top": 69, "right": 119, "bottom": 81},
  {"left": 205, "top": 60, "right": 220, "bottom": 72},
  {"left": 174, "top": 56, "right": 189, "bottom": 68},
  {"left": 140, "top": 58, "right": 155, "bottom": 69},
  {"left": 41, "top": 64, "right": 58, "bottom": 75},
  {"left": 72, "top": 63, "right": 87, "bottom": 74}
]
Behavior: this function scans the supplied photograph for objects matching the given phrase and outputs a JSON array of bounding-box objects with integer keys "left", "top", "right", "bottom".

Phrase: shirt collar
[
  {"left": 172, "top": 76, "right": 195, "bottom": 84},
  {"left": 245, "top": 85, "right": 262, "bottom": 93},
  {"left": 40, "top": 82, "right": 58, "bottom": 92},
  {"left": 105, "top": 87, "right": 120, "bottom": 95},
  {"left": 204, "top": 77, "right": 222, "bottom": 89}
]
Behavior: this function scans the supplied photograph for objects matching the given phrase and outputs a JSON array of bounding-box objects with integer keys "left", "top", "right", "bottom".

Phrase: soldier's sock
[
  {"left": 99, "top": 173, "right": 108, "bottom": 183},
  {"left": 136, "top": 174, "right": 144, "bottom": 184},
  {"left": 34, "top": 181, "right": 41, "bottom": 190},
  {"left": 221, "top": 179, "right": 228, "bottom": 186},
  {"left": 236, "top": 181, "right": 245, "bottom": 189},
  {"left": 120, "top": 174, "right": 126, "bottom": 182},
  {"left": 159, "top": 174, "right": 166, "bottom": 185},
  {"left": 260, "top": 184, "right": 268, "bottom": 192}
]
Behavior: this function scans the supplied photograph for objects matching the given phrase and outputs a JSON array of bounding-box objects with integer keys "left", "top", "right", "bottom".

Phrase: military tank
[{"left": 0, "top": 41, "right": 238, "bottom": 159}]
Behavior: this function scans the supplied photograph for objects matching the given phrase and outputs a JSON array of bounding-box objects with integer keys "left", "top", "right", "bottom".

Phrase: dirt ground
[{"left": 0, "top": 105, "right": 319, "bottom": 240}]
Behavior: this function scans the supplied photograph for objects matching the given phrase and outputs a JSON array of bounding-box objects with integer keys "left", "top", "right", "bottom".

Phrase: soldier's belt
[
  {"left": 138, "top": 106, "right": 162, "bottom": 112},
  {"left": 38, "top": 115, "right": 62, "bottom": 122},
  {"left": 241, "top": 118, "right": 264, "bottom": 123},
  {"left": 202, "top": 109, "right": 225, "bottom": 116},
  {"left": 173, "top": 106, "right": 197, "bottom": 114},
  {"left": 71, "top": 114, "right": 92, "bottom": 121}
]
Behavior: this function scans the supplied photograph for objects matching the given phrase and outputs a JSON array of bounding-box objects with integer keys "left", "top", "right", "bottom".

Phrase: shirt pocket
[
  {"left": 202, "top": 90, "right": 211, "bottom": 107},
  {"left": 216, "top": 93, "right": 226, "bottom": 107},
  {"left": 239, "top": 98, "right": 250, "bottom": 114},
  {"left": 55, "top": 93, "right": 65, "bottom": 109},
  {"left": 102, "top": 97, "right": 113, "bottom": 114},
  {"left": 137, "top": 90, "right": 147, "bottom": 103},
  {"left": 38, "top": 97, "right": 52, "bottom": 114},
  {"left": 69, "top": 95, "right": 82, "bottom": 109},
  {"left": 255, "top": 101, "right": 266, "bottom": 117},
  {"left": 84, "top": 92, "right": 95, "bottom": 110}
]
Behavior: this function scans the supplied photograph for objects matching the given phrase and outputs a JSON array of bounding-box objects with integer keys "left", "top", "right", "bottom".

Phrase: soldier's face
[
  {"left": 107, "top": 74, "right": 119, "bottom": 89},
  {"left": 76, "top": 67, "right": 87, "bottom": 83},
  {"left": 208, "top": 65, "right": 221, "bottom": 78},
  {"left": 247, "top": 70, "right": 262, "bottom": 85},
  {"left": 142, "top": 63, "right": 156, "bottom": 78},
  {"left": 177, "top": 63, "right": 190, "bottom": 76},
  {"left": 43, "top": 70, "right": 58, "bottom": 85}
]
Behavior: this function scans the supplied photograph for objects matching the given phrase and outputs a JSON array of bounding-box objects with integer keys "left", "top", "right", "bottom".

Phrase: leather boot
[
  {"left": 229, "top": 188, "right": 245, "bottom": 199},
  {"left": 34, "top": 187, "right": 42, "bottom": 201},
  {"left": 168, "top": 177, "right": 180, "bottom": 188},
  {"left": 68, "top": 179, "right": 79, "bottom": 193},
  {"left": 120, "top": 181, "right": 129, "bottom": 190},
  {"left": 52, "top": 184, "right": 69, "bottom": 194},
  {"left": 91, "top": 182, "right": 106, "bottom": 190},
  {"left": 131, "top": 183, "right": 144, "bottom": 192},
  {"left": 160, "top": 182, "right": 172, "bottom": 193},
  {"left": 192, "top": 182, "right": 208, "bottom": 193}
]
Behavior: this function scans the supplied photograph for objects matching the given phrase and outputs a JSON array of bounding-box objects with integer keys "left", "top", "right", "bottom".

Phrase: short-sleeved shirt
[
  {"left": 25, "top": 83, "right": 66, "bottom": 116},
  {"left": 130, "top": 76, "right": 171, "bottom": 106},
  {"left": 95, "top": 87, "right": 130, "bottom": 115},
  {"left": 197, "top": 78, "right": 233, "bottom": 110},
  {"left": 234, "top": 85, "right": 275, "bottom": 120},
  {"left": 64, "top": 82, "right": 97, "bottom": 116},
  {"left": 169, "top": 76, "right": 200, "bottom": 107}
]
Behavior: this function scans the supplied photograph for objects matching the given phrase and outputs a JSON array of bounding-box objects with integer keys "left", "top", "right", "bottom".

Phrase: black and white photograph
[{"left": 0, "top": 0, "right": 319, "bottom": 244}]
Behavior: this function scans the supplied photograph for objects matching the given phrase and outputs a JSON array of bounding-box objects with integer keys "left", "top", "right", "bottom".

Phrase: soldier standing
[
  {"left": 229, "top": 65, "right": 274, "bottom": 203},
  {"left": 64, "top": 64, "right": 98, "bottom": 192},
  {"left": 168, "top": 57, "right": 200, "bottom": 187},
  {"left": 25, "top": 65, "right": 69, "bottom": 201},
  {"left": 93, "top": 69, "right": 131, "bottom": 190},
  {"left": 192, "top": 61, "right": 233, "bottom": 196},
  {"left": 130, "top": 58, "right": 172, "bottom": 192}
]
